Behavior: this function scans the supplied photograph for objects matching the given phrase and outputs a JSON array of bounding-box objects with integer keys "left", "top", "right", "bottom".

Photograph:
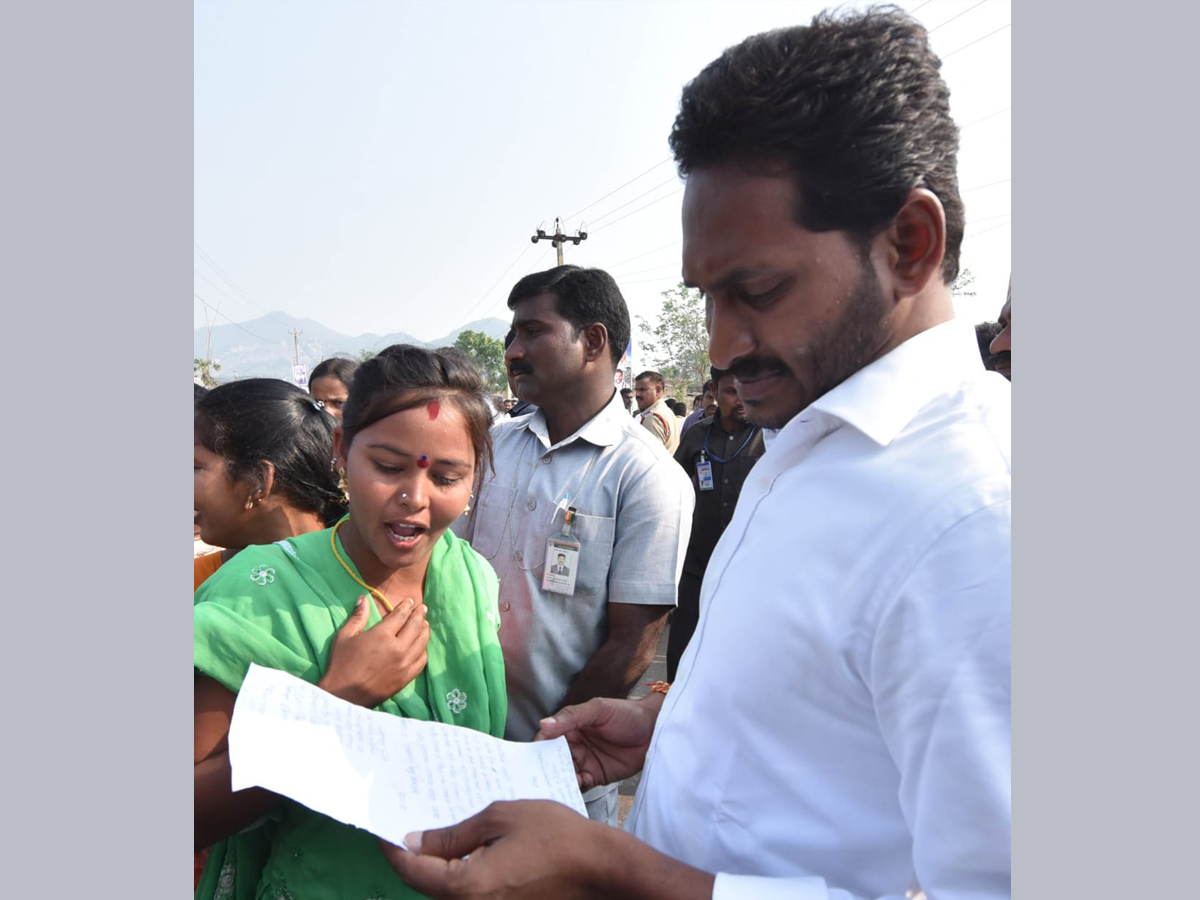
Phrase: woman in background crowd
[
  {"left": 194, "top": 378, "right": 344, "bottom": 589},
  {"left": 308, "top": 356, "right": 360, "bottom": 421},
  {"left": 193, "top": 378, "right": 346, "bottom": 888}
]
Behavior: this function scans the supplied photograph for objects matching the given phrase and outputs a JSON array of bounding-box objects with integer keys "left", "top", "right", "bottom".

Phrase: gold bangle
[{"left": 645, "top": 681, "right": 671, "bottom": 695}]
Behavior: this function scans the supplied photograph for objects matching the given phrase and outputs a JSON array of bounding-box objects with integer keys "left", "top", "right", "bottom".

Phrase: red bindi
[
  {"left": 417, "top": 455, "right": 430, "bottom": 468},
  {"left": 427, "top": 399, "right": 440, "bottom": 420}
]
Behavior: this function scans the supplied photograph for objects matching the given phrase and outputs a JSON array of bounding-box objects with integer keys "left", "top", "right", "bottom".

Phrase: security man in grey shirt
[{"left": 455, "top": 265, "right": 694, "bottom": 825}]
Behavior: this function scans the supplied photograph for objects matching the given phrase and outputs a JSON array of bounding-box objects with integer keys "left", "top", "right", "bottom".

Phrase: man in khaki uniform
[{"left": 633, "top": 370, "right": 679, "bottom": 453}]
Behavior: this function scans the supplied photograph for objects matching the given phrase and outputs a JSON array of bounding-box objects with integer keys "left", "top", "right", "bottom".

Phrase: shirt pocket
[
  {"left": 469, "top": 482, "right": 515, "bottom": 561},
  {"left": 567, "top": 512, "right": 616, "bottom": 596}
]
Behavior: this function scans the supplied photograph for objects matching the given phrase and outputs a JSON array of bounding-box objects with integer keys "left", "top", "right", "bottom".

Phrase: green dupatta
[{"left": 194, "top": 524, "right": 505, "bottom": 900}]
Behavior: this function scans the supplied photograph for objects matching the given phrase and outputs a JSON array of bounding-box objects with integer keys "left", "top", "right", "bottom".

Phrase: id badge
[
  {"left": 542, "top": 534, "right": 581, "bottom": 596},
  {"left": 696, "top": 458, "right": 715, "bottom": 492}
]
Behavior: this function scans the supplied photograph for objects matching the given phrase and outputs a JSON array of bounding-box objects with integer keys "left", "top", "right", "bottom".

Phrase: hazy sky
[{"left": 194, "top": 0, "right": 1011, "bottom": 346}]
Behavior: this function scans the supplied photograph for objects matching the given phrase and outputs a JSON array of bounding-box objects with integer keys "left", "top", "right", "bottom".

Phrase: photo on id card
[{"left": 541, "top": 536, "right": 580, "bottom": 596}]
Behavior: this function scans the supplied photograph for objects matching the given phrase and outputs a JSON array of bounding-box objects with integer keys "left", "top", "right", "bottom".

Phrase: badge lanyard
[
  {"left": 696, "top": 422, "right": 758, "bottom": 491},
  {"left": 493, "top": 430, "right": 602, "bottom": 574}
]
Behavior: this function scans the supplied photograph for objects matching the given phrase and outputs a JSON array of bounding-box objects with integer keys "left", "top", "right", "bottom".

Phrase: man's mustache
[
  {"left": 508, "top": 361, "right": 534, "bottom": 376},
  {"left": 728, "top": 356, "right": 787, "bottom": 382}
]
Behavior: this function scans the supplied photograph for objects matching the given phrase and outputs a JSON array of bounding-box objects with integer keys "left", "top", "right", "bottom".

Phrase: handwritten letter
[{"left": 228, "top": 664, "right": 587, "bottom": 846}]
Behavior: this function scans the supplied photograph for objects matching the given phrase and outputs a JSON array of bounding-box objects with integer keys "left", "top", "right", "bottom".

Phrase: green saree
[{"left": 194, "top": 523, "right": 505, "bottom": 900}]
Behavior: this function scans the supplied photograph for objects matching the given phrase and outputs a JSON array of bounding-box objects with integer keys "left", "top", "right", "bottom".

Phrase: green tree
[
  {"left": 634, "top": 283, "right": 709, "bottom": 397},
  {"left": 454, "top": 329, "right": 507, "bottom": 394},
  {"left": 194, "top": 357, "right": 221, "bottom": 388},
  {"left": 355, "top": 348, "right": 375, "bottom": 362}
]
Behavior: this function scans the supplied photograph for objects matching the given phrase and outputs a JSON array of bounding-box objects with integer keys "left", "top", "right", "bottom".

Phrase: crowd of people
[{"left": 195, "top": 8, "right": 1010, "bottom": 900}]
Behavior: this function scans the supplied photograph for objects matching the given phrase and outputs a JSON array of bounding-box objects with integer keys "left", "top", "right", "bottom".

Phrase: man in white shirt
[
  {"left": 452, "top": 264, "right": 694, "bottom": 827},
  {"left": 386, "top": 9, "right": 1009, "bottom": 900}
]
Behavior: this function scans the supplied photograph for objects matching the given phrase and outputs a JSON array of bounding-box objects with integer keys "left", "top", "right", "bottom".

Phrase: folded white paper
[{"left": 228, "top": 664, "right": 587, "bottom": 846}]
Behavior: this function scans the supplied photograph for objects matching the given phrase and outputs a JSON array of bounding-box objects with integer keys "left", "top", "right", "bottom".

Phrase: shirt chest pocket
[
  {"left": 557, "top": 512, "right": 615, "bottom": 596},
  {"left": 467, "top": 482, "right": 516, "bottom": 561}
]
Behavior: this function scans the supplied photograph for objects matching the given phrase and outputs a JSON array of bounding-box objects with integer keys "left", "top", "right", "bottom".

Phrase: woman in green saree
[{"left": 194, "top": 345, "right": 506, "bottom": 900}]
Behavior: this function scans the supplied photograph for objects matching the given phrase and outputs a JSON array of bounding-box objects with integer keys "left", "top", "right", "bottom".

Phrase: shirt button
[
  {"left": 515, "top": 550, "right": 524, "bottom": 562},
  {"left": 500, "top": 602, "right": 510, "bottom": 612},
  {"left": 722, "top": 501, "right": 729, "bottom": 507},
  {"left": 541, "top": 455, "right": 551, "bottom": 464},
  {"left": 723, "top": 478, "right": 729, "bottom": 484},
  {"left": 526, "top": 499, "right": 537, "bottom": 510}
]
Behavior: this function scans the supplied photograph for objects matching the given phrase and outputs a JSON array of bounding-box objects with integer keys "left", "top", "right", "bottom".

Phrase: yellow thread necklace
[{"left": 330, "top": 518, "right": 395, "bottom": 613}]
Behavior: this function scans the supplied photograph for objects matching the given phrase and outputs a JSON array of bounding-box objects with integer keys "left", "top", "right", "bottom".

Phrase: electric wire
[
  {"left": 194, "top": 293, "right": 278, "bottom": 344},
  {"left": 451, "top": 242, "right": 537, "bottom": 332},
  {"left": 606, "top": 240, "right": 683, "bottom": 271},
  {"left": 961, "top": 177, "right": 1011, "bottom": 193},
  {"left": 584, "top": 176, "right": 679, "bottom": 228},
  {"left": 590, "top": 187, "right": 684, "bottom": 234},
  {"left": 927, "top": 0, "right": 987, "bottom": 35},
  {"left": 941, "top": 22, "right": 1010, "bottom": 60},
  {"left": 565, "top": 157, "right": 674, "bottom": 223},
  {"left": 964, "top": 220, "right": 1011, "bottom": 240},
  {"left": 960, "top": 106, "right": 1011, "bottom": 130}
]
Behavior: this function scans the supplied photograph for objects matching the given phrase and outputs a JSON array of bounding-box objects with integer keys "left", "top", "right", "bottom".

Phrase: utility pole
[
  {"left": 531, "top": 217, "right": 587, "bottom": 266},
  {"left": 288, "top": 328, "right": 303, "bottom": 366}
]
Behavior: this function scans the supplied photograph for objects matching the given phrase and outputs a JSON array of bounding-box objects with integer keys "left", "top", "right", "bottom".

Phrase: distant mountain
[
  {"left": 430, "top": 318, "right": 511, "bottom": 348},
  {"left": 194, "top": 312, "right": 510, "bottom": 382}
]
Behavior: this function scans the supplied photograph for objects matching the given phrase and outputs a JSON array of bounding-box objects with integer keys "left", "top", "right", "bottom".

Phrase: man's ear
[
  {"left": 879, "top": 187, "right": 947, "bottom": 298},
  {"left": 581, "top": 322, "right": 609, "bottom": 364}
]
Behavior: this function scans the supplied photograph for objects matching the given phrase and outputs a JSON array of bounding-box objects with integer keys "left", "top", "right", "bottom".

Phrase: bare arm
[
  {"left": 194, "top": 673, "right": 281, "bottom": 850},
  {"left": 560, "top": 603, "right": 671, "bottom": 709}
]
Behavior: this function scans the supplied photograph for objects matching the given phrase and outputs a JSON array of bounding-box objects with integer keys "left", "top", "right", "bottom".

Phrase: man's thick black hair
[
  {"left": 506, "top": 265, "right": 631, "bottom": 367},
  {"left": 669, "top": 5, "right": 963, "bottom": 282}
]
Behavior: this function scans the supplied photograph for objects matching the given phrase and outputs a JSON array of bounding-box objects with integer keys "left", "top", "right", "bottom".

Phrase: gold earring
[
  {"left": 244, "top": 496, "right": 256, "bottom": 511},
  {"left": 338, "top": 471, "right": 350, "bottom": 503}
]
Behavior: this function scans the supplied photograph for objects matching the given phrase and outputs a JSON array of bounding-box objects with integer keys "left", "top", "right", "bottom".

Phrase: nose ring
[{"left": 401, "top": 493, "right": 408, "bottom": 500}]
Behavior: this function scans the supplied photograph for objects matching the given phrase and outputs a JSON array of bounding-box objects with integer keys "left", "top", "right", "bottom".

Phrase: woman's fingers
[
  {"left": 380, "top": 597, "right": 419, "bottom": 635},
  {"left": 335, "top": 596, "right": 372, "bottom": 639}
]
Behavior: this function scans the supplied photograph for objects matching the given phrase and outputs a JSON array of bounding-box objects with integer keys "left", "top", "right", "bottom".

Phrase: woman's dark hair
[
  {"left": 310, "top": 357, "right": 360, "bottom": 387},
  {"left": 341, "top": 345, "right": 495, "bottom": 480},
  {"left": 195, "top": 378, "right": 344, "bottom": 526},
  {"left": 669, "top": 6, "right": 963, "bottom": 282}
]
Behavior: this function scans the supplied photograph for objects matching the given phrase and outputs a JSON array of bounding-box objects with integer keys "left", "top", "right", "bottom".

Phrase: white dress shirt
[{"left": 626, "top": 320, "right": 1011, "bottom": 900}]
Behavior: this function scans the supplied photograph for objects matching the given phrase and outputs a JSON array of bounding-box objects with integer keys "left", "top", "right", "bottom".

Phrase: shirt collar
[
  {"left": 763, "top": 319, "right": 982, "bottom": 450},
  {"left": 524, "top": 388, "right": 627, "bottom": 450},
  {"left": 808, "top": 318, "right": 983, "bottom": 447},
  {"left": 713, "top": 411, "right": 755, "bottom": 439}
]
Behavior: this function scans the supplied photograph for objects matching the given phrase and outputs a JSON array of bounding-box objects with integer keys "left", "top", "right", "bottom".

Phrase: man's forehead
[
  {"left": 510, "top": 292, "right": 563, "bottom": 326},
  {"left": 681, "top": 165, "right": 806, "bottom": 286}
]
